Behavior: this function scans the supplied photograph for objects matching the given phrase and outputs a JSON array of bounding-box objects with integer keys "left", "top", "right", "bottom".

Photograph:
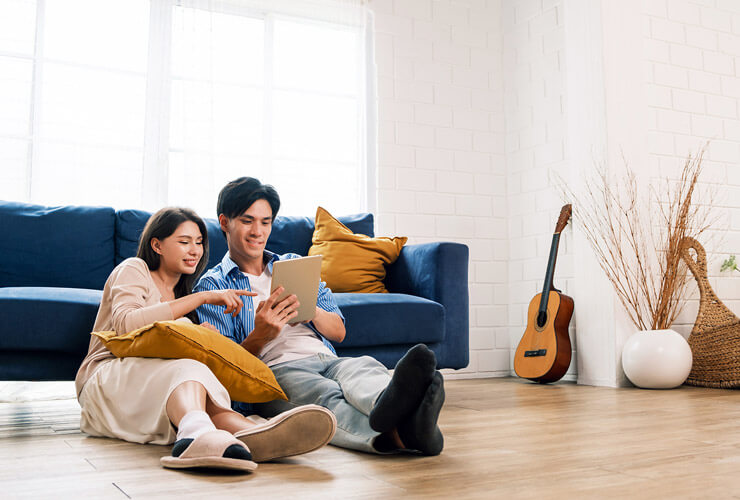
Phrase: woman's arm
[
  {"left": 109, "top": 261, "right": 173, "bottom": 334},
  {"left": 108, "top": 260, "right": 254, "bottom": 335},
  {"left": 165, "top": 293, "right": 210, "bottom": 321},
  {"left": 167, "top": 289, "right": 254, "bottom": 321}
]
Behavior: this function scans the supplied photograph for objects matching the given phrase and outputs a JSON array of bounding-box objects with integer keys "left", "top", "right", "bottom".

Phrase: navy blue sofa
[{"left": 0, "top": 201, "right": 469, "bottom": 381}]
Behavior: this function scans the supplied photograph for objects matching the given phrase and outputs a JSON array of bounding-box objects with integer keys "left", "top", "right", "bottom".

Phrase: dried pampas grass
[{"left": 561, "top": 147, "right": 714, "bottom": 331}]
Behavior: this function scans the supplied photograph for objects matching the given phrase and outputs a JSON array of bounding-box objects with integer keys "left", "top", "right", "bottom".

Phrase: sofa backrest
[
  {"left": 0, "top": 200, "right": 375, "bottom": 291},
  {"left": 266, "top": 213, "right": 375, "bottom": 256},
  {"left": 116, "top": 210, "right": 375, "bottom": 266},
  {"left": 0, "top": 201, "right": 116, "bottom": 289}
]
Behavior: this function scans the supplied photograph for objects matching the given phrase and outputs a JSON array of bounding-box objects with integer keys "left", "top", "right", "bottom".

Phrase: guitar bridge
[{"left": 524, "top": 349, "right": 547, "bottom": 357}]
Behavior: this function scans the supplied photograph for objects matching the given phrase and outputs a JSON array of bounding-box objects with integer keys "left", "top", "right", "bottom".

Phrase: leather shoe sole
[{"left": 234, "top": 404, "right": 336, "bottom": 462}]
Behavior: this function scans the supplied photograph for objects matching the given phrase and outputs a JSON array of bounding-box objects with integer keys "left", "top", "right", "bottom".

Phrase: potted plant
[{"left": 562, "top": 148, "right": 714, "bottom": 388}]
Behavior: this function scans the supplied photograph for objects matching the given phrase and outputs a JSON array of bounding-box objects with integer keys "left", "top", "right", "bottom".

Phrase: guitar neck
[
  {"left": 536, "top": 204, "right": 571, "bottom": 325},
  {"left": 538, "top": 232, "right": 561, "bottom": 316}
]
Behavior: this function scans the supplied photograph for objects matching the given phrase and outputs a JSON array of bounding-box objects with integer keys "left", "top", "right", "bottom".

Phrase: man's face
[{"left": 220, "top": 199, "right": 273, "bottom": 265}]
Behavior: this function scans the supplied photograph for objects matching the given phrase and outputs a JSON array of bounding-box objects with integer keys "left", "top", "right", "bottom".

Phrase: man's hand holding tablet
[
  {"left": 241, "top": 256, "right": 323, "bottom": 356},
  {"left": 270, "top": 255, "right": 322, "bottom": 324}
]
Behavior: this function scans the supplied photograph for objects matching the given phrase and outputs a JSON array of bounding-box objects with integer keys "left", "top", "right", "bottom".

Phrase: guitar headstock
[{"left": 554, "top": 204, "right": 572, "bottom": 234}]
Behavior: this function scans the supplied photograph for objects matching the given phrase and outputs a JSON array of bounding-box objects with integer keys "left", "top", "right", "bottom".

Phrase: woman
[{"left": 75, "top": 207, "right": 336, "bottom": 472}]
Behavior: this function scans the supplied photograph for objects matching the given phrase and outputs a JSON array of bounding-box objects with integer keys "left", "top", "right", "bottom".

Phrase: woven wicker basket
[{"left": 680, "top": 237, "right": 740, "bottom": 388}]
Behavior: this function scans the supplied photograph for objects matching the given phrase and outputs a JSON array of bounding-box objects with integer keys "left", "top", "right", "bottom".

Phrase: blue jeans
[{"left": 270, "top": 353, "right": 392, "bottom": 453}]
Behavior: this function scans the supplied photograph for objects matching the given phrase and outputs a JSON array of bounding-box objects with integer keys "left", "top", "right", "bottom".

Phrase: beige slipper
[
  {"left": 234, "top": 404, "right": 337, "bottom": 462},
  {"left": 161, "top": 429, "right": 257, "bottom": 472}
]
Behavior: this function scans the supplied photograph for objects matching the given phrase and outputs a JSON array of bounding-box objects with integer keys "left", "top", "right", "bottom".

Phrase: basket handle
[
  {"left": 680, "top": 237, "right": 740, "bottom": 332},
  {"left": 680, "top": 237, "right": 708, "bottom": 290}
]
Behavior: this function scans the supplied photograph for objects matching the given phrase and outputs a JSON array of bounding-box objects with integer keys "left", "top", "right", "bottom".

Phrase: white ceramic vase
[{"left": 621, "top": 329, "right": 693, "bottom": 389}]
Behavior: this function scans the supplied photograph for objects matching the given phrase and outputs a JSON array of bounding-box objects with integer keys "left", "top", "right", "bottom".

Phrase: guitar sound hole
[{"left": 536, "top": 311, "right": 547, "bottom": 328}]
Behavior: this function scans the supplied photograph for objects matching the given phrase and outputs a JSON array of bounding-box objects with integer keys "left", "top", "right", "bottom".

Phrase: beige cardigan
[{"left": 74, "top": 258, "right": 176, "bottom": 396}]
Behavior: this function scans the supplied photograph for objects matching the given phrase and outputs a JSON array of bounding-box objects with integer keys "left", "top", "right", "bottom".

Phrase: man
[{"left": 195, "top": 177, "right": 445, "bottom": 455}]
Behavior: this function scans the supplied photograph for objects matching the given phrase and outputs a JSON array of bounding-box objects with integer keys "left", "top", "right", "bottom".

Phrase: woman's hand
[{"left": 201, "top": 289, "right": 257, "bottom": 317}]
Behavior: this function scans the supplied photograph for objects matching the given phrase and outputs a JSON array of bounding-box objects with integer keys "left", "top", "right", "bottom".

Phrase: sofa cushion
[
  {"left": 115, "top": 209, "right": 228, "bottom": 271},
  {"left": 0, "top": 201, "right": 115, "bottom": 289},
  {"left": 309, "top": 207, "right": 406, "bottom": 293},
  {"left": 268, "top": 212, "right": 375, "bottom": 256},
  {"left": 93, "top": 320, "right": 287, "bottom": 403},
  {"left": 0, "top": 351, "right": 85, "bottom": 381},
  {"left": 0, "top": 287, "right": 101, "bottom": 354},
  {"left": 332, "top": 293, "right": 444, "bottom": 348}
]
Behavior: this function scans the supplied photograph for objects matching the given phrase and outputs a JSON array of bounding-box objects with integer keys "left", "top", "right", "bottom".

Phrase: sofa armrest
[{"left": 384, "top": 242, "right": 469, "bottom": 369}]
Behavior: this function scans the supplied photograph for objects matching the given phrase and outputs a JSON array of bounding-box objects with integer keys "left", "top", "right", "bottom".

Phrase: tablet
[{"left": 270, "top": 255, "right": 323, "bottom": 323}]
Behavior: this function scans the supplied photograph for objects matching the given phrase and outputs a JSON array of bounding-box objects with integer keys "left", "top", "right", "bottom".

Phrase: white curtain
[
  {"left": 161, "top": 0, "right": 372, "bottom": 219},
  {"left": 0, "top": 0, "right": 153, "bottom": 208},
  {"left": 0, "top": 0, "right": 373, "bottom": 218}
]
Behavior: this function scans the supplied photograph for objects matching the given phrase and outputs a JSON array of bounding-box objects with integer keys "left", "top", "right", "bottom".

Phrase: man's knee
[
  {"left": 311, "top": 383, "right": 346, "bottom": 408},
  {"left": 333, "top": 355, "right": 388, "bottom": 378}
]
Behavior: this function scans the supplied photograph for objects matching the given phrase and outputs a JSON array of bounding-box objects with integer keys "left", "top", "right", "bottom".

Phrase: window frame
[{"left": 0, "top": 0, "right": 375, "bottom": 215}]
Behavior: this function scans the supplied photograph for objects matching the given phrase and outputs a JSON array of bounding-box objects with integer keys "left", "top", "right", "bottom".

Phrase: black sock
[
  {"left": 372, "top": 432, "right": 399, "bottom": 453},
  {"left": 369, "top": 344, "right": 437, "bottom": 433},
  {"left": 171, "top": 438, "right": 193, "bottom": 457},
  {"left": 397, "top": 371, "right": 445, "bottom": 456},
  {"left": 222, "top": 444, "right": 253, "bottom": 461}
]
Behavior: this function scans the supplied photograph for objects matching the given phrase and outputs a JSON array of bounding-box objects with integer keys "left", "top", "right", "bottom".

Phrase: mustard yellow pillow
[
  {"left": 92, "top": 321, "right": 286, "bottom": 403},
  {"left": 308, "top": 206, "right": 407, "bottom": 293}
]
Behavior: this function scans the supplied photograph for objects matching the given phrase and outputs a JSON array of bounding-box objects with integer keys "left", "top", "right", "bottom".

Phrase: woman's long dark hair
[{"left": 136, "top": 207, "right": 208, "bottom": 323}]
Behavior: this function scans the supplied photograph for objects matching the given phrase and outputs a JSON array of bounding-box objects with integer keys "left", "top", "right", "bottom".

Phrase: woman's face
[{"left": 152, "top": 221, "right": 204, "bottom": 275}]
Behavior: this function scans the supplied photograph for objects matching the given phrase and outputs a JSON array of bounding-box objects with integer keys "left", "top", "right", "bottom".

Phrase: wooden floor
[{"left": 3, "top": 378, "right": 740, "bottom": 499}]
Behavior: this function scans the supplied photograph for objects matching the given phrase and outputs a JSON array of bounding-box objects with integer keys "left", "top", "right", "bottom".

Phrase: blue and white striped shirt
[{"left": 194, "top": 251, "right": 342, "bottom": 355}]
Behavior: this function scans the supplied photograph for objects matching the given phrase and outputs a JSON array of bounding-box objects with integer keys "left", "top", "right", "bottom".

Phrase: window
[{"left": 0, "top": 0, "right": 374, "bottom": 217}]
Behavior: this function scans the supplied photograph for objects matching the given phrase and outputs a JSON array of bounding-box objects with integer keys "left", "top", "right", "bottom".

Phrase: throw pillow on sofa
[
  {"left": 308, "top": 206, "right": 407, "bottom": 293},
  {"left": 92, "top": 321, "right": 287, "bottom": 403}
]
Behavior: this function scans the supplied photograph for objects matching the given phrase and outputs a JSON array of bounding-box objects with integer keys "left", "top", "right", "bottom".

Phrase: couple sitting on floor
[{"left": 75, "top": 177, "right": 446, "bottom": 473}]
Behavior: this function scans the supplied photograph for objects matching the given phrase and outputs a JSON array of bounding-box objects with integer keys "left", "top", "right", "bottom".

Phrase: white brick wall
[
  {"left": 643, "top": 0, "right": 740, "bottom": 338},
  {"left": 502, "top": 0, "right": 577, "bottom": 380},
  {"left": 368, "top": 0, "right": 509, "bottom": 378},
  {"left": 368, "top": 0, "right": 740, "bottom": 382}
]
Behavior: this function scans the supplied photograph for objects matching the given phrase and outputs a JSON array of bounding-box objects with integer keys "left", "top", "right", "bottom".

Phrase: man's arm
[
  {"left": 309, "top": 280, "right": 346, "bottom": 343},
  {"left": 311, "top": 307, "right": 345, "bottom": 342}
]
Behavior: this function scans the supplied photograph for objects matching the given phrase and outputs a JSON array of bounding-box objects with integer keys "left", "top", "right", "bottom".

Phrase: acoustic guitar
[{"left": 514, "top": 204, "right": 574, "bottom": 383}]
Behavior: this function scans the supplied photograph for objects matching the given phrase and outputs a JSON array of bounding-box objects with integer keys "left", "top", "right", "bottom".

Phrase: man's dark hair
[{"left": 217, "top": 177, "right": 280, "bottom": 220}]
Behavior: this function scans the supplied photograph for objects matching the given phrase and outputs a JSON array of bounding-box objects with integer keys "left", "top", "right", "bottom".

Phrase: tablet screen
[{"left": 270, "top": 255, "right": 322, "bottom": 323}]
